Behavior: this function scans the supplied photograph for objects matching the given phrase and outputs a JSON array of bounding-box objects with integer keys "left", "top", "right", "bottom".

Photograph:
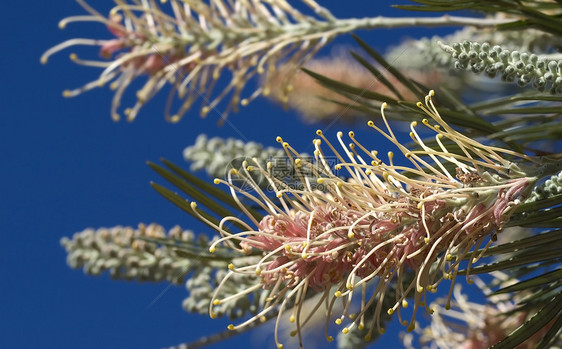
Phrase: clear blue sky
[{"left": 1, "top": 1, "right": 460, "bottom": 348}]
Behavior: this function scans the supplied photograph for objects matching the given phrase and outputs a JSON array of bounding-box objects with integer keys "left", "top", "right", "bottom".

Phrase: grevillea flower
[
  {"left": 191, "top": 91, "right": 542, "bottom": 348},
  {"left": 266, "top": 54, "right": 443, "bottom": 123},
  {"left": 402, "top": 277, "right": 558, "bottom": 349},
  {"left": 41, "top": 0, "right": 340, "bottom": 122},
  {"left": 41, "top": 1, "right": 513, "bottom": 123}
]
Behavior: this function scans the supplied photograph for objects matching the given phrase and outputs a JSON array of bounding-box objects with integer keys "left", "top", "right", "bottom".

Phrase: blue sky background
[{"left": 1, "top": 1, "right": 463, "bottom": 348}]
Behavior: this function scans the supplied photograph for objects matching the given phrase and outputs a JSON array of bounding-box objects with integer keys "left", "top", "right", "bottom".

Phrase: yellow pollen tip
[
  {"left": 422, "top": 118, "right": 429, "bottom": 125},
  {"left": 379, "top": 328, "right": 385, "bottom": 335},
  {"left": 407, "top": 324, "right": 416, "bottom": 332},
  {"left": 231, "top": 169, "right": 238, "bottom": 175},
  {"left": 387, "top": 308, "right": 394, "bottom": 315},
  {"left": 301, "top": 253, "right": 308, "bottom": 259},
  {"left": 209, "top": 246, "right": 216, "bottom": 253},
  {"left": 289, "top": 315, "right": 295, "bottom": 323},
  {"left": 446, "top": 254, "right": 454, "bottom": 261},
  {"left": 210, "top": 312, "right": 216, "bottom": 319},
  {"left": 276, "top": 192, "right": 283, "bottom": 198},
  {"left": 62, "top": 90, "right": 72, "bottom": 98},
  {"left": 337, "top": 131, "right": 343, "bottom": 137},
  {"left": 346, "top": 283, "right": 353, "bottom": 290},
  {"left": 227, "top": 324, "right": 235, "bottom": 330},
  {"left": 282, "top": 142, "right": 289, "bottom": 148},
  {"left": 402, "top": 300, "right": 409, "bottom": 308},
  {"left": 285, "top": 245, "right": 291, "bottom": 252},
  {"left": 367, "top": 120, "right": 374, "bottom": 127},
  {"left": 327, "top": 336, "right": 333, "bottom": 342},
  {"left": 424, "top": 237, "right": 430, "bottom": 243},
  {"left": 348, "top": 131, "right": 355, "bottom": 137},
  {"left": 429, "top": 90, "right": 435, "bottom": 96},
  {"left": 411, "top": 121, "right": 417, "bottom": 127},
  {"left": 348, "top": 232, "right": 355, "bottom": 239},
  {"left": 358, "top": 324, "right": 364, "bottom": 331},
  {"left": 335, "top": 318, "right": 342, "bottom": 325},
  {"left": 467, "top": 278, "right": 474, "bottom": 285},
  {"left": 365, "top": 334, "right": 371, "bottom": 341},
  {"left": 294, "top": 158, "right": 302, "bottom": 166},
  {"left": 256, "top": 268, "right": 262, "bottom": 275},
  {"left": 190, "top": 202, "right": 197, "bottom": 210},
  {"left": 349, "top": 314, "right": 356, "bottom": 320},
  {"left": 417, "top": 286, "right": 424, "bottom": 293},
  {"left": 213, "top": 299, "right": 221, "bottom": 305},
  {"left": 201, "top": 106, "right": 210, "bottom": 117},
  {"left": 277, "top": 344, "right": 283, "bottom": 349},
  {"left": 276, "top": 136, "right": 282, "bottom": 143},
  {"left": 69, "top": 53, "right": 78, "bottom": 61},
  {"left": 316, "top": 130, "right": 323, "bottom": 135},
  {"left": 334, "top": 291, "right": 342, "bottom": 298},
  {"left": 213, "top": 178, "right": 220, "bottom": 184},
  {"left": 240, "top": 99, "right": 249, "bottom": 106},
  {"left": 416, "top": 102, "right": 423, "bottom": 108},
  {"left": 257, "top": 67, "right": 265, "bottom": 74},
  {"left": 260, "top": 316, "right": 267, "bottom": 322},
  {"left": 228, "top": 263, "right": 235, "bottom": 270},
  {"left": 381, "top": 102, "right": 388, "bottom": 108},
  {"left": 342, "top": 328, "right": 349, "bottom": 334},
  {"left": 290, "top": 331, "right": 296, "bottom": 337},
  {"left": 262, "top": 87, "right": 270, "bottom": 96},
  {"left": 317, "top": 178, "right": 324, "bottom": 184}
]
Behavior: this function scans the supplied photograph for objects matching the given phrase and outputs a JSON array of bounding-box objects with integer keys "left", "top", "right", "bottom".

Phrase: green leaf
[
  {"left": 535, "top": 311, "right": 562, "bottom": 349},
  {"left": 150, "top": 182, "right": 229, "bottom": 232},
  {"left": 148, "top": 161, "right": 241, "bottom": 221},
  {"left": 301, "top": 67, "right": 401, "bottom": 105},
  {"left": 491, "top": 292, "right": 562, "bottom": 349},
  {"left": 492, "top": 268, "right": 562, "bottom": 295},
  {"left": 349, "top": 51, "right": 405, "bottom": 100},
  {"left": 351, "top": 34, "right": 425, "bottom": 101}
]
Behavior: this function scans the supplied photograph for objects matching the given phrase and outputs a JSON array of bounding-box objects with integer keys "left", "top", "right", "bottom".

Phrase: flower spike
[{"left": 207, "top": 91, "right": 541, "bottom": 347}]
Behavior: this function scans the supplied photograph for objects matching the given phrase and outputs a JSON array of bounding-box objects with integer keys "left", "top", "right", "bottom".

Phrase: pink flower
[{"left": 200, "top": 91, "right": 539, "bottom": 349}]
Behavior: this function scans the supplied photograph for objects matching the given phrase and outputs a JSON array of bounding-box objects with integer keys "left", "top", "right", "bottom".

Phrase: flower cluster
[
  {"left": 439, "top": 40, "right": 562, "bottom": 93},
  {"left": 403, "top": 278, "right": 560, "bottom": 349},
  {"left": 192, "top": 91, "right": 539, "bottom": 348},
  {"left": 61, "top": 223, "right": 201, "bottom": 283},
  {"left": 40, "top": 0, "right": 340, "bottom": 122},
  {"left": 265, "top": 54, "right": 442, "bottom": 122}
]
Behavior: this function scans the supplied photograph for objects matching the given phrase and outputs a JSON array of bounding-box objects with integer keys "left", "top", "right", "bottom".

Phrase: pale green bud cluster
[
  {"left": 184, "top": 134, "right": 312, "bottom": 189},
  {"left": 386, "top": 26, "right": 560, "bottom": 72},
  {"left": 61, "top": 224, "right": 202, "bottom": 283},
  {"left": 183, "top": 262, "right": 264, "bottom": 319},
  {"left": 439, "top": 41, "right": 562, "bottom": 93},
  {"left": 527, "top": 171, "right": 562, "bottom": 202}
]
